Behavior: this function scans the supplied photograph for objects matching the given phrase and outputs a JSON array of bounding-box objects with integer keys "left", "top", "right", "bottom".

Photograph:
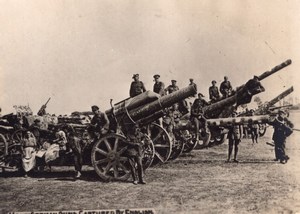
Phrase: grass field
[{"left": 1, "top": 116, "right": 300, "bottom": 214}]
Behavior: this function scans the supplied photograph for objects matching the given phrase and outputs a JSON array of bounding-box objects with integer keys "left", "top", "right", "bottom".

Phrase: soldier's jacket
[
  {"left": 165, "top": 85, "right": 179, "bottom": 94},
  {"left": 22, "top": 133, "right": 37, "bottom": 148},
  {"left": 125, "top": 131, "right": 146, "bottom": 157},
  {"left": 269, "top": 117, "right": 293, "bottom": 142},
  {"left": 220, "top": 81, "right": 232, "bottom": 95},
  {"left": 130, "top": 81, "right": 146, "bottom": 97},
  {"left": 190, "top": 98, "right": 208, "bottom": 117},
  {"left": 90, "top": 112, "right": 110, "bottom": 133},
  {"left": 153, "top": 81, "right": 165, "bottom": 96},
  {"left": 209, "top": 86, "right": 220, "bottom": 100}
]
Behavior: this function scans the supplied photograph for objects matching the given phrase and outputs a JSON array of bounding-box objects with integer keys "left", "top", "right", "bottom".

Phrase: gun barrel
[
  {"left": 257, "top": 59, "right": 292, "bottom": 81},
  {"left": 207, "top": 115, "right": 270, "bottom": 127},
  {"left": 267, "top": 86, "right": 293, "bottom": 107},
  {"left": 128, "top": 85, "right": 196, "bottom": 122}
]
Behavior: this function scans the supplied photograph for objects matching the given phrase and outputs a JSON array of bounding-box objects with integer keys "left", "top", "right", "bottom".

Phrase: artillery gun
[
  {"left": 241, "top": 86, "right": 294, "bottom": 137},
  {"left": 171, "top": 60, "right": 292, "bottom": 154}
]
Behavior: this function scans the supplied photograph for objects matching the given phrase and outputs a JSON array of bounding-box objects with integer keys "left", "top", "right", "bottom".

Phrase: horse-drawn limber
[{"left": 0, "top": 59, "right": 293, "bottom": 182}]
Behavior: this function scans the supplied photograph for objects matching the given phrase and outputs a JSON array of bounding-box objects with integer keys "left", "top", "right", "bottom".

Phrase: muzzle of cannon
[{"left": 204, "top": 60, "right": 292, "bottom": 118}]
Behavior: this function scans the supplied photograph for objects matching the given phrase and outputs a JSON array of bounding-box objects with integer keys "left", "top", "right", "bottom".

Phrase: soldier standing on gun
[
  {"left": 209, "top": 80, "right": 220, "bottom": 103},
  {"left": 220, "top": 76, "right": 233, "bottom": 98},
  {"left": 189, "top": 78, "right": 197, "bottom": 94},
  {"left": 226, "top": 111, "right": 242, "bottom": 163},
  {"left": 153, "top": 74, "right": 165, "bottom": 96},
  {"left": 124, "top": 124, "right": 147, "bottom": 185},
  {"left": 129, "top": 74, "right": 146, "bottom": 97},
  {"left": 268, "top": 110, "right": 293, "bottom": 164},
  {"left": 165, "top": 80, "right": 179, "bottom": 94},
  {"left": 89, "top": 105, "right": 110, "bottom": 139}
]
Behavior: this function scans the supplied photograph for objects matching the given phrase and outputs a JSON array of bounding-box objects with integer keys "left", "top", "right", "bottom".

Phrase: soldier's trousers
[
  {"left": 274, "top": 140, "right": 286, "bottom": 161},
  {"left": 128, "top": 156, "right": 143, "bottom": 182},
  {"left": 69, "top": 137, "right": 83, "bottom": 172},
  {"left": 228, "top": 138, "right": 239, "bottom": 160}
]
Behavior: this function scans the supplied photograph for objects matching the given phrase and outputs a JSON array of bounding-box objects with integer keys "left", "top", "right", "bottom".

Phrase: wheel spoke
[
  {"left": 95, "top": 148, "right": 108, "bottom": 156},
  {"left": 155, "top": 151, "right": 165, "bottom": 162},
  {"left": 119, "top": 156, "right": 128, "bottom": 162},
  {"left": 117, "top": 146, "right": 128, "bottom": 155},
  {"left": 113, "top": 163, "right": 119, "bottom": 178},
  {"left": 104, "top": 161, "right": 113, "bottom": 174},
  {"left": 94, "top": 158, "right": 109, "bottom": 165},
  {"left": 152, "top": 129, "right": 163, "bottom": 142},
  {"left": 154, "top": 144, "right": 170, "bottom": 148},
  {"left": 104, "top": 139, "right": 112, "bottom": 152},
  {"left": 118, "top": 162, "right": 130, "bottom": 173},
  {"left": 113, "top": 138, "right": 119, "bottom": 152}
]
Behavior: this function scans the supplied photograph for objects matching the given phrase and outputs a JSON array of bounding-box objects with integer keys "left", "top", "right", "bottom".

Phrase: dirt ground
[{"left": 1, "top": 112, "right": 300, "bottom": 214}]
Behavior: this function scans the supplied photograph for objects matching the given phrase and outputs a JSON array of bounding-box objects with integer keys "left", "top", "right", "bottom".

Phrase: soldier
[
  {"left": 226, "top": 111, "right": 242, "bottom": 163},
  {"left": 248, "top": 109, "right": 259, "bottom": 144},
  {"left": 190, "top": 93, "right": 209, "bottom": 141},
  {"left": 220, "top": 76, "right": 233, "bottom": 98},
  {"left": 268, "top": 110, "right": 293, "bottom": 164},
  {"left": 129, "top": 74, "right": 146, "bottom": 97},
  {"left": 153, "top": 74, "right": 165, "bottom": 96},
  {"left": 209, "top": 80, "right": 220, "bottom": 102},
  {"left": 124, "top": 124, "right": 147, "bottom": 185},
  {"left": 189, "top": 78, "right": 197, "bottom": 92},
  {"left": 89, "top": 105, "right": 110, "bottom": 139},
  {"left": 165, "top": 80, "right": 179, "bottom": 94}
]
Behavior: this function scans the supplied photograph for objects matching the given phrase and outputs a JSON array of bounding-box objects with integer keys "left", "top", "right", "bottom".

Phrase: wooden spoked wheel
[
  {"left": 91, "top": 134, "right": 131, "bottom": 181},
  {"left": 181, "top": 130, "right": 198, "bottom": 153},
  {"left": 0, "top": 134, "right": 8, "bottom": 161},
  {"left": 148, "top": 123, "right": 172, "bottom": 164},
  {"left": 168, "top": 138, "right": 184, "bottom": 160}
]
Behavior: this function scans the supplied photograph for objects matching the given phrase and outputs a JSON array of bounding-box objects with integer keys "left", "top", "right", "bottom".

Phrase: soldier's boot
[{"left": 137, "top": 163, "right": 146, "bottom": 184}]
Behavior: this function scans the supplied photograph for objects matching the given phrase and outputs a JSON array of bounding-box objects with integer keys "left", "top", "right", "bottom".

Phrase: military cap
[
  {"left": 132, "top": 74, "right": 139, "bottom": 79},
  {"left": 189, "top": 78, "right": 194, "bottom": 81},
  {"left": 153, "top": 74, "right": 160, "bottom": 79},
  {"left": 198, "top": 93, "right": 204, "bottom": 97},
  {"left": 171, "top": 80, "right": 177, "bottom": 83},
  {"left": 212, "top": 80, "right": 217, "bottom": 84},
  {"left": 91, "top": 105, "right": 99, "bottom": 112}
]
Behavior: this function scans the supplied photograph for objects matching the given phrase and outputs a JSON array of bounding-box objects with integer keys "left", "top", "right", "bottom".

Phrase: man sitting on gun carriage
[
  {"left": 89, "top": 105, "right": 110, "bottom": 139},
  {"left": 124, "top": 124, "right": 147, "bottom": 185},
  {"left": 21, "top": 130, "right": 38, "bottom": 177},
  {"left": 190, "top": 93, "right": 209, "bottom": 142}
]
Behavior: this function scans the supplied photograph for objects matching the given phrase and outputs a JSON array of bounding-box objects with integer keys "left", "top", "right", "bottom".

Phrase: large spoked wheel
[
  {"left": 148, "top": 123, "right": 172, "bottom": 164},
  {"left": 142, "top": 135, "right": 155, "bottom": 169},
  {"left": 168, "top": 138, "right": 184, "bottom": 160},
  {"left": 0, "top": 134, "right": 8, "bottom": 161},
  {"left": 259, "top": 124, "right": 267, "bottom": 137},
  {"left": 182, "top": 130, "right": 198, "bottom": 153},
  {"left": 91, "top": 134, "right": 131, "bottom": 181}
]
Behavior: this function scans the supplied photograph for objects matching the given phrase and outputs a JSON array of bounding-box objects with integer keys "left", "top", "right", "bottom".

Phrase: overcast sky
[{"left": 0, "top": 0, "right": 299, "bottom": 114}]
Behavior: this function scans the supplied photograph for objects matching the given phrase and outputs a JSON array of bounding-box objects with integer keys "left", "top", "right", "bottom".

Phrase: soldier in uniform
[
  {"left": 190, "top": 93, "right": 209, "bottom": 141},
  {"left": 189, "top": 78, "right": 197, "bottom": 93},
  {"left": 248, "top": 109, "right": 259, "bottom": 144},
  {"left": 209, "top": 80, "right": 220, "bottom": 102},
  {"left": 124, "top": 124, "right": 147, "bottom": 185},
  {"left": 220, "top": 76, "right": 233, "bottom": 98},
  {"left": 226, "top": 111, "right": 242, "bottom": 163},
  {"left": 89, "top": 105, "right": 110, "bottom": 140},
  {"left": 129, "top": 74, "right": 146, "bottom": 97},
  {"left": 268, "top": 110, "right": 293, "bottom": 164},
  {"left": 153, "top": 74, "right": 165, "bottom": 96},
  {"left": 165, "top": 80, "right": 179, "bottom": 94}
]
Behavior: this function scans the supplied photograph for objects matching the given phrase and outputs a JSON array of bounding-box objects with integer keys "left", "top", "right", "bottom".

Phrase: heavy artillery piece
[
  {"left": 241, "top": 86, "right": 294, "bottom": 137},
  {"left": 172, "top": 60, "right": 292, "bottom": 154}
]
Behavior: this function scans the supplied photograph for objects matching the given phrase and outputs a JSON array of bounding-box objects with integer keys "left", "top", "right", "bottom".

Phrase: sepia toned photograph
[{"left": 0, "top": 1, "right": 300, "bottom": 213}]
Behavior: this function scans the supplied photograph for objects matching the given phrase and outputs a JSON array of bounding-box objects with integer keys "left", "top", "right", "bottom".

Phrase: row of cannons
[{"left": 0, "top": 59, "right": 293, "bottom": 181}]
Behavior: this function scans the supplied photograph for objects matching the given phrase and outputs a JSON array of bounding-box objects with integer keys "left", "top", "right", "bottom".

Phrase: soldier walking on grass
[
  {"left": 226, "top": 111, "right": 242, "bottom": 163},
  {"left": 268, "top": 110, "right": 293, "bottom": 164}
]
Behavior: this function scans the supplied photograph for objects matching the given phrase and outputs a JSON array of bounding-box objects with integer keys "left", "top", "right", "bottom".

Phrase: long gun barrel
[
  {"left": 257, "top": 59, "right": 292, "bottom": 81},
  {"left": 266, "top": 86, "right": 293, "bottom": 108}
]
